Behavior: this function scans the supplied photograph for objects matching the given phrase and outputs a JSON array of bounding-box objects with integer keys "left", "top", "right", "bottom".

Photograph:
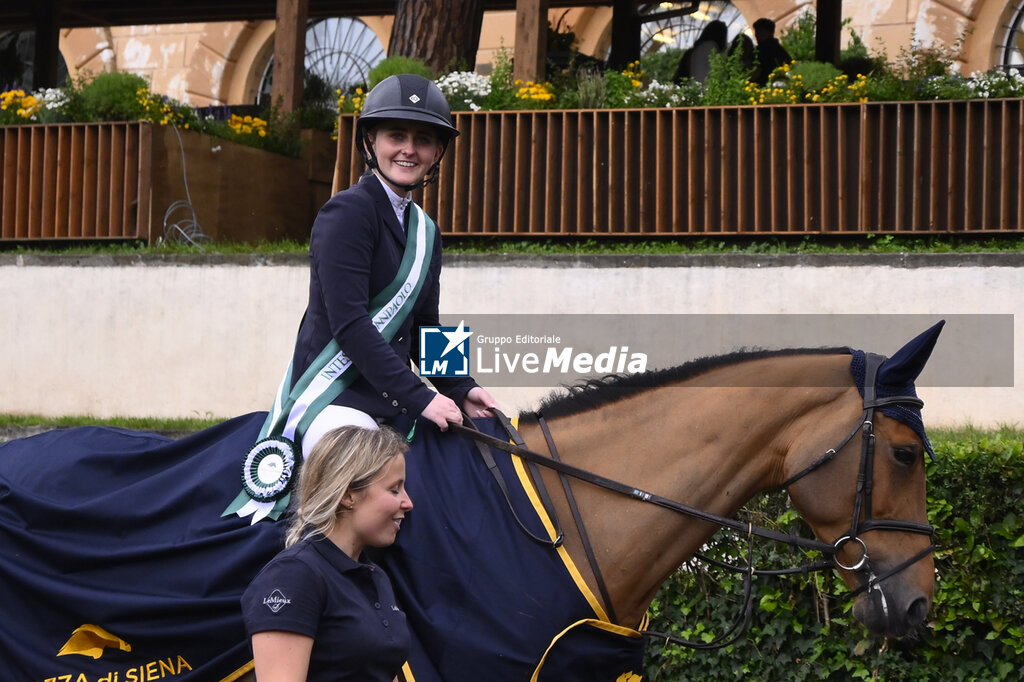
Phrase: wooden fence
[
  {"left": 3, "top": 100, "right": 1021, "bottom": 243},
  {"left": 0, "top": 123, "right": 333, "bottom": 244},
  {"left": 0, "top": 122, "right": 150, "bottom": 241},
  {"left": 336, "top": 99, "right": 1024, "bottom": 236}
]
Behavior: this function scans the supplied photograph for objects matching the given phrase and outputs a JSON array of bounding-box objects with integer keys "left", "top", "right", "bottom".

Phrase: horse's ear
[{"left": 879, "top": 320, "right": 945, "bottom": 386}]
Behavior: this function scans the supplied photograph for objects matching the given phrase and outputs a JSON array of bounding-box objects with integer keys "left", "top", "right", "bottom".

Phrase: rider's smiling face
[{"left": 368, "top": 121, "right": 443, "bottom": 193}]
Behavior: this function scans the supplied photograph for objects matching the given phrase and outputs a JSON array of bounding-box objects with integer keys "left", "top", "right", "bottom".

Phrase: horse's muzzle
[{"left": 852, "top": 577, "right": 931, "bottom": 638}]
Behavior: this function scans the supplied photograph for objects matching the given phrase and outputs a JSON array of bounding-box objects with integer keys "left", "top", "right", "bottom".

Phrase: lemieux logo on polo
[
  {"left": 419, "top": 321, "right": 471, "bottom": 377},
  {"left": 263, "top": 589, "right": 292, "bottom": 613}
]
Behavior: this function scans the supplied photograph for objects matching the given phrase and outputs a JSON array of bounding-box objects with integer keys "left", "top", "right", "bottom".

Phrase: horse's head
[{"left": 784, "top": 322, "right": 943, "bottom": 639}]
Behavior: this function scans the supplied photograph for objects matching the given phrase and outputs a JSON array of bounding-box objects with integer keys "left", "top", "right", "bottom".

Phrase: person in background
[
  {"left": 750, "top": 17, "right": 792, "bottom": 86},
  {"left": 242, "top": 425, "right": 413, "bottom": 682},
  {"left": 673, "top": 20, "right": 728, "bottom": 84}
]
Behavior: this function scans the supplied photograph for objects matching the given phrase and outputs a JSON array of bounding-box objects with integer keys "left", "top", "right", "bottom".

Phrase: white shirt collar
[{"left": 374, "top": 173, "right": 412, "bottom": 227}]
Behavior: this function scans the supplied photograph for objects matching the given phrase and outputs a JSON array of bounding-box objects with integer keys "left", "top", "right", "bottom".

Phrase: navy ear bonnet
[{"left": 849, "top": 320, "right": 944, "bottom": 460}]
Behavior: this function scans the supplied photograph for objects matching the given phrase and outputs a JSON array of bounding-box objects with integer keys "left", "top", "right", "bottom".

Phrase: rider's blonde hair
[{"left": 285, "top": 425, "right": 408, "bottom": 548}]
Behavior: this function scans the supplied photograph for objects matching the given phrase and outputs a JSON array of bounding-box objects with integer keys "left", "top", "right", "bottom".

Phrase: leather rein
[{"left": 447, "top": 352, "right": 935, "bottom": 649}]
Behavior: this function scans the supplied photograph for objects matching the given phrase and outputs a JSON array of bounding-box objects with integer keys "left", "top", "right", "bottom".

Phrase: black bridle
[
  {"left": 448, "top": 352, "right": 936, "bottom": 649},
  {"left": 781, "top": 352, "right": 935, "bottom": 600}
]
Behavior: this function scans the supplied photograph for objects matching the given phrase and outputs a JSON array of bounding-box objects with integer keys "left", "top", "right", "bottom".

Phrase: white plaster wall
[{"left": 0, "top": 255, "right": 1020, "bottom": 428}]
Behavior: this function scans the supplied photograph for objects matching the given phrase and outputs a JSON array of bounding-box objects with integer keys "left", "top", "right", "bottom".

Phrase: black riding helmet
[{"left": 357, "top": 74, "right": 459, "bottom": 191}]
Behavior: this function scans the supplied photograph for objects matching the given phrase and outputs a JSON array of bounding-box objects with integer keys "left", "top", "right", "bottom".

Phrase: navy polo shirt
[{"left": 241, "top": 537, "right": 409, "bottom": 682}]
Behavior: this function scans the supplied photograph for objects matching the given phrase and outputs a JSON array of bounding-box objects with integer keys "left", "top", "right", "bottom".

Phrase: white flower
[
  {"left": 37, "top": 88, "right": 68, "bottom": 111},
  {"left": 437, "top": 71, "right": 491, "bottom": 98},
  {"left": 624, "top": 79, "right": 687, "bottom": 107}
]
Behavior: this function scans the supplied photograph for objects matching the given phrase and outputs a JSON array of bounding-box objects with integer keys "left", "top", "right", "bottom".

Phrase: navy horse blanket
[{"left": 0, "top": 413, "right": 645, "bottom": 682}]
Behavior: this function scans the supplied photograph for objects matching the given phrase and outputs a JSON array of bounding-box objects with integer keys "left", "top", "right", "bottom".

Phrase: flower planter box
[
  {"left": 336, "top": 99, "right": 1024, "bottom": 236},
  {"left": 0, "top": 122, "right": 334, "bottom": 244}
]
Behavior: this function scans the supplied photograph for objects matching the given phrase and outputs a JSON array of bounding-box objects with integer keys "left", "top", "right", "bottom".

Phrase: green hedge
[{"left": 643, "top": 428, "right": 1024, "bottom": 681}]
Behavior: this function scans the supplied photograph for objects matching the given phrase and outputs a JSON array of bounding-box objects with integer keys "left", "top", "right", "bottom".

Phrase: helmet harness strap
[{"left": 359, "top": 127, "right": 451, "bottom": 192}]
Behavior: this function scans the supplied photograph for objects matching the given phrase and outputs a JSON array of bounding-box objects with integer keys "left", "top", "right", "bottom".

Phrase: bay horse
[{"left": 397, "top": 322, "right": 944, "bottom": 680}]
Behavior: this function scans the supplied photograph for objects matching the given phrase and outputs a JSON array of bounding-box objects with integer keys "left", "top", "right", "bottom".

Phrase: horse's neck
[{"left": 522, "top": 354, "right": 857, "bottom": 625}]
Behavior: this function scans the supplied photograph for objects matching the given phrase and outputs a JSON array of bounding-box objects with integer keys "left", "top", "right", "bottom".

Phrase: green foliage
[
  {"left": 0, "top": 412, "right": 225, "bottom": 434},
  {"left": 964, "top": 69, "right": 1024, "bottom": 98},
  {"left": 917, "top": 69, "right": 1024, "bottom": 100},
  {"left": 700, "top": 49, "right": 755, "bottom": 106},
  {"left": 788, "top": 61, "right": 844, "bottom": 92},
  {"left": 603, "top": 65, "right": 642, "bottom": 108},
  {"left": 482, "top": 46, "right": 517, "bottom": 110},
  {"left": 203, "top": 102, "right": 303, "bottom": 157},
  {"left": 926, "top": 433, "right": 1024, "bottom": 659},
  {"left": 860, "top": 40, "right": 961, "bottom": 102},
  {"left": 574, "top": 67, "right": 605, "bottom": 109},
  {"left": 297, "top": 72, "right": 340, "bottom": 132},
  {"left": 640, "top": 48, "right": 686, "bottom": 85},
  {"left": 857, "top": 70, "right": 916, "bottom": 102},
  {"left": 69, "top": 71, "right": 151, "bottom": 121},
  {"left": 366, "top": 55, "right": 434, "bottom": 90},
  {"left": 842, "top": 26, "right": 870, "bottom": 61},
  {"left": 884, "top": 41, "right": 957, "bottom": 81},
  {"left": 6, "top": 234, "right": 1024, "bottom": 256},
  {"left": 643, "top": 429, "right": 1024, "bottom": 680},
  {"left": 746, "top": 61, "right": 871, "bottom": 105},
  {"left": 916, "top": 74, "right": 977, "bottom": 101},
  {"left": 780, "top": 11, "right": 818, "bottom": 63},
  {"left": 43, "top": 70, "right": 201, "bottom": 128},
  {"left": 781, "top": 11, "right": 873, "bottom": 64}
]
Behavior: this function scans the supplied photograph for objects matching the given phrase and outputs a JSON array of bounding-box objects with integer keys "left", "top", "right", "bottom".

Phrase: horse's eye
[{"left": 892, "top": 446, "right": 918, "bottom": 467}]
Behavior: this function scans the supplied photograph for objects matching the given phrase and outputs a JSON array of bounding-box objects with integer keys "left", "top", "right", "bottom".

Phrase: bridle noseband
[{"left": 448, "top": 351, "right": 935, "bottom": 647}]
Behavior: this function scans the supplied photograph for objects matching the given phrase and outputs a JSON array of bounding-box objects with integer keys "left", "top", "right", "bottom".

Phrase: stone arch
[
  {"left": 220, "top": 16, "right": 393, "bottom": 107},
  {"left": 914, "top": 0, "right": 973, "bottom": 69},
  {"left": 739, "top": 0, "right": 814, "bottom": 29},
  {"left": 182, "top": 22, "right": 265, "bottom": 106},
  {"left": 222, "top": 20, "right": 277, "bottom": 105},
  {"left": 59, "top": 26, "right": 117, "bottom": 80},
  {"left": 961, "top": 0, "right": 1023, "bottom": 73}
]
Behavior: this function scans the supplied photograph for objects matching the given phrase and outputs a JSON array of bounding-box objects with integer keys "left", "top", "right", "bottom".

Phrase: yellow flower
[{"left": 1, "top": 89, "right": 25, "bottom": 106}]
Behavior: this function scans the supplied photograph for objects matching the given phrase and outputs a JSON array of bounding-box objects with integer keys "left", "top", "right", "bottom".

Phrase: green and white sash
[{"left": 224, "top": 204, "right": 436, "bottom": 524}]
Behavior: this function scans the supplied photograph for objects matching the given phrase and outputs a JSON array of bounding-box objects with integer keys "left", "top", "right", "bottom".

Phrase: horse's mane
[{"left": 520, "top": 346, "right": 850, "bottom": 421}]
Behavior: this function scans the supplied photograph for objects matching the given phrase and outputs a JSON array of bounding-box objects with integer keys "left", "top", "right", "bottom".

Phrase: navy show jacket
[{"left": 288, "top": 173, "right": 477, "bottom": 435}]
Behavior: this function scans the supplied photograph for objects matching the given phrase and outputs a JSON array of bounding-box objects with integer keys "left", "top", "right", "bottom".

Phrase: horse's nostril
[{"left": 906, "top": 596, "right": 929, "bottom": 626}]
